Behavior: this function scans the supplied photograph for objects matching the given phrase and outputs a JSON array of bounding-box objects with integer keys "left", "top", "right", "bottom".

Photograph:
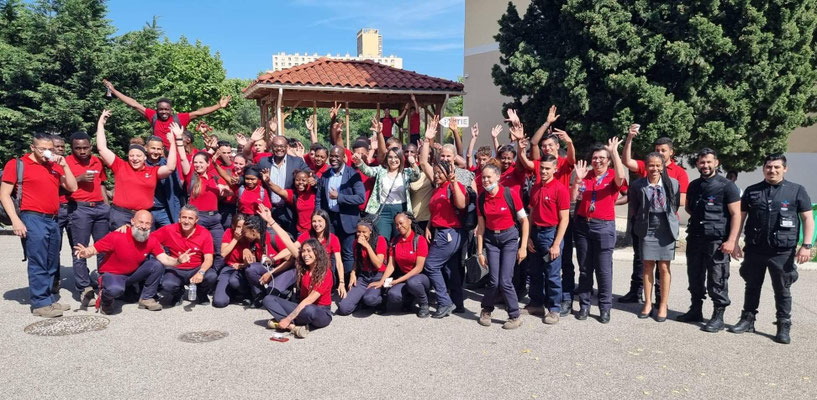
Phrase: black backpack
[
  {"left": 0, "top": 158, "right": 24, "bottom": 226},
  {"left": 448, "top": 184, "right": 477, "bottom": 231},
  {"left": 477, "top": 186, "right": 519, "bottom": 227}
]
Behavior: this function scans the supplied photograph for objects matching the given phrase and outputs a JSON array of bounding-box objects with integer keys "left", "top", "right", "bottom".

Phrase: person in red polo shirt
[
  {"left": 1, "top": 133, "right": 78, "bottom": 318},
  {"left": 151, "top": 205, "right": 216, "bottom": 306},
  {"left": 259, "top": 206, "right": 334, "bottom": 339},
  {"left": 621, "top": 125, "right": 690, "bottom": 304},
  {"left": 369, "top": 212, "right": 431, "bottom": 316},
  {"left": 336, "top": 219, "right": 388, "bottom": 315},
  {"left": 526, "top": 154, "right": 571, "bottom": 323},
  {"left": 267, "top": 169, "right": 316, "bottom": 235},
  {"left": 73, "top": 210, "right": 182, "bottom": 314},
  {"left": 571, "top": 138, "right": 628, "bottom": 324},
  {"left": 475, "top": 164, "right": 530, "bottom": 330},
  {"left": 103, "top": 79, "right": 230, "bottom": 149},
  {"left": 95, "top": 110, "right": 179, "bottom": 231},
  {"left": 65, "top": 131, "right": 110, "bottom": 302},
  {"left": 180, "top": 151, "right": 225, "bottom": 272}
]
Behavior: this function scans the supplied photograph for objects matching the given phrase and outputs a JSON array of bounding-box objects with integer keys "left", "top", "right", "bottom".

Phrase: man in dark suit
[
  {"left": 316, "top": 145, "right": 365, "bottom": 280},
  {"left": 257, "top": 135, "right": 309, "bottom": 235}
]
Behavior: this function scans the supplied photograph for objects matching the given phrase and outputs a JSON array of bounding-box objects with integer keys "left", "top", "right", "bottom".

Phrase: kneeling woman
[
  {"left": 371, "top": 213, "right": 431, "bottom": 317},
  {"left": 476, "top": 164, "right": 530, "bottom": 329},
  {"left": 336, "top": 219, "right": 388, "bottom": 315},
  {"left": 258, "top": 205, "right": 333, "bottom": 338},
  {"left": 214, "top": 214, "right": 292, "bottom": 308}
]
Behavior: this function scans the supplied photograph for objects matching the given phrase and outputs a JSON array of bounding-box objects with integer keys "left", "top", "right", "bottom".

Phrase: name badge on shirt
[{"left": 781, "top": 217, "right": 795, "bottom": 228}]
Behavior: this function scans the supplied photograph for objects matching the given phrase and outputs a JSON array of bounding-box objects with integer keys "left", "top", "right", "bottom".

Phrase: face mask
[
  {"left": 485, "top": 182, "right": 498, "bottom": 192},
  {"left": 42, "top": 149, "right": 54, "bottom": 161}
]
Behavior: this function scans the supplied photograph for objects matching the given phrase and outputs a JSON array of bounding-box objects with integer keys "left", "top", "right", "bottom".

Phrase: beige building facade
[
  {"left": 271, "top": 28, "right": 402, "bottom": 72},
  {"left": 463, "top": 0, "right": 815, "bottom": 194}
]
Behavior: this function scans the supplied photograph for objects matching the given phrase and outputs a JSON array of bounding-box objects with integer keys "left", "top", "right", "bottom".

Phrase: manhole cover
[
  {"left": 24, "top": 316, "right": 109, "bottom": 336},
  {"left": 178, "top": 330, "right": 228, "bottom": 343}
]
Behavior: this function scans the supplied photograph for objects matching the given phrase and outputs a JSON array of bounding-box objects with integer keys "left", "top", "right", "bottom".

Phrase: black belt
[
  {"left": 199, "top": 210, "right": 219, "bottom": 216},
  {"left": 73, "top": 201, "right": 105, "bottom": 208},
  {"left": 21, "top": 210, "right": 57, "bottom": 220},
  {"left": 59, "top": 203, "right": 68, "bottom": 208},
  {"left": 111, "top": 204, "right": 137, "bottom": 214},
  {"left": 576, "top": 216, "right": 610, "bottom": 224},
  {"left": 487, "top": 226, "right": 516, "bottom": 235}
]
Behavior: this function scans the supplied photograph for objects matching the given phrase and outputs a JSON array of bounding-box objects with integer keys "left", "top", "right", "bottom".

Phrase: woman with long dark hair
[
  {"left": 181, "top": 151, "right": 225, "bottom": 270},
  {"left": 258, "top": 206, "right": 333, "bottom": 338},
  {"left": 629, "top": 152, "right": 680, "bottom": 321},
  {"left": 335, "top": 219, "right": 388, "bottom": 315},
  {"left": 297, "top": 208, "right": 345, "bottom": 298}
]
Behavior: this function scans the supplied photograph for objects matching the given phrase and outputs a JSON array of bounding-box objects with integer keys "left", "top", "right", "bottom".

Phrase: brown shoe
[
  {"left": 523, "top": 304, "right": 545, "bottom": 316},
  {"left": 502, "top": 317, "right": 523, "bottom": 330},
  {"left": 52, "top": 302, "right": 71, "bottom": 311},
  {"left": 32, "top": 305, "right": 63, "bottom": 318},
  {"left": 293, "top": 325, "right": 309, "bottom": 338},
  {"left": 544, "top": 311, "right": 560, "bottom": 325},
  {"left": 478, "top": 310, "right": 492, "bottom": 326},
  {"left": 138, "top": 298, "right": 162, "bottom": 311}
]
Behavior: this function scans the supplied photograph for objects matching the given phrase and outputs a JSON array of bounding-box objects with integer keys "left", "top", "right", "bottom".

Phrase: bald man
[{"left": 74, "top": 210, "right": 188, "bottom": 314}]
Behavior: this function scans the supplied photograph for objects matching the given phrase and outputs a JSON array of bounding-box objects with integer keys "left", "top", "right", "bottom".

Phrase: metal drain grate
[
  {"left": 178, "top": 330, "right": 229, "bottom": 343},
  {"left": 24, "top": 316, "right": 109, "bottom": 336}
]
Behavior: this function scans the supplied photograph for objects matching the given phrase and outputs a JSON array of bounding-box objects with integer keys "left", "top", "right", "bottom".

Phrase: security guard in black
[{"left": 730, "top": 155, "right": 813, "bottom": 344}]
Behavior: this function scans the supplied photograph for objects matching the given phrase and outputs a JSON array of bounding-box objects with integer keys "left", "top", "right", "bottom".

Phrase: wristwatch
[
  {"left": 197, "top": 270, "right": 205, "bottom": 276},
  {"left": 803, "top": 243, "right": 813, "bottom": 249}
]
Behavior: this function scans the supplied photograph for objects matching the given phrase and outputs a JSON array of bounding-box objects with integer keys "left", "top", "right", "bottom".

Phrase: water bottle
[{"left": 187, "top": 283, "right": 197, "bottom": 301}]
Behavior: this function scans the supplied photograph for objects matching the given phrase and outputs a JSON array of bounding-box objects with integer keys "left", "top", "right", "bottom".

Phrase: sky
[{"left": 106, "top": 0, "right": 465, "bottom": 81}]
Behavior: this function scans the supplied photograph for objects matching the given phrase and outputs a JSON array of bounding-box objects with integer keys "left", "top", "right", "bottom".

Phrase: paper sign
[{"left": 440, "top": 116, "right": 470, "bottom": 128}]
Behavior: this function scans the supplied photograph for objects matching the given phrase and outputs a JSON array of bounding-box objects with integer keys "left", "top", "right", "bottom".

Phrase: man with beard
[
  {"left": 679, "top": 148, "right": 741, "bottom": 331},
  {"left": 73, "top": 210, "right": 181, "bottom": 314},
  {"left": 256, "top": 135, "right": 309, "bottom": 235},
  {"left": 152, "top": 205, "right": 217, "bottom": 306},
  {"left": 65, "top": 132, "right": 110, "bottom": 304}
]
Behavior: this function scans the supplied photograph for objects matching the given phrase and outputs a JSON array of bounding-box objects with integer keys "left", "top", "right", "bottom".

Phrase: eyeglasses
[{"left": 591, "top": 156, "right": 608, "bottom": 161}]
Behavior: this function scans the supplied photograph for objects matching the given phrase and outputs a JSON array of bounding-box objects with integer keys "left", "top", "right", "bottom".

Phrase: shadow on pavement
[{"left": 3, "top": 287, "right": 30, "bottom": 305}]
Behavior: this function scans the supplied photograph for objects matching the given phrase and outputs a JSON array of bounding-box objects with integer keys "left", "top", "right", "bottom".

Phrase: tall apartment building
[{"left": 271, "top": 28, "right": 402, "bottom": 71}]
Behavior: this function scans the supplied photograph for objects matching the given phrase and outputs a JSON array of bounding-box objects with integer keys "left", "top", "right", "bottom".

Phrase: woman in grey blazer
[{"left": 628, "top": 152, "right": 680, "bottom": 322}]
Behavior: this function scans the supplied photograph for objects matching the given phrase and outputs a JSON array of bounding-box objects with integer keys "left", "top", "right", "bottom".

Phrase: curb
[{"left": 611, "top": 247, "right": 817, "bottom": 271}]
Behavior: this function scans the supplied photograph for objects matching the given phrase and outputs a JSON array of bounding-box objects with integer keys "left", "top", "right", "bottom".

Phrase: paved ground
[{"left": 1, "top": 234, "right": 816, "bottom": 399}]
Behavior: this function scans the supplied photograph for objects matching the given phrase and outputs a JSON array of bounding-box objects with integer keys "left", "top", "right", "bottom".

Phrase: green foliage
[{"left": 492, "top": 0, "right": 817, "bottom": 171}]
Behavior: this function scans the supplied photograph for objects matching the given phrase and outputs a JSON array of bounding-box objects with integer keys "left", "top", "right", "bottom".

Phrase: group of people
[{"left": 0, "top": 80, "right": 813, "bottom": 343}]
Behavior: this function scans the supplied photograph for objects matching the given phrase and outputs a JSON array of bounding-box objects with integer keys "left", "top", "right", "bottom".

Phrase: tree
[{"left": 492, "top": 0, "right": 817, "bottom": 171}]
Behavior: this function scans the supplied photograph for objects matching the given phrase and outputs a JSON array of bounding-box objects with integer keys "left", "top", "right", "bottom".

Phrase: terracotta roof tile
[{"left": 244, "top": 58, "right": 463, "bottom": 93}]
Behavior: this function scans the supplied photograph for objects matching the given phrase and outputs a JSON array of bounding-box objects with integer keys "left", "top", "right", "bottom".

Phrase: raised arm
[
  {"left": 372, "top": 116, "right": 388, "bottom": 164},
  {"left": 517, "top": 138, "right": 534, "bottom": 171},
  {"left": 189, "top": 96, "right": 231, "bottom": 119},
  {"left": 622, "top": 124, "right": 640, "bottom": 173},
  {"left": 449, "top": 178, "right": 466, "bottom": 210},
  {"left": 555, "top": 128, "right": 576, "bottom": 165},
  {"left": 95, "top": 110, "right": 116, "bottom": 166},
  {"left": 103, "top": 79, "right": 146, "bottom": 115},
  {"left": 491, "top": 124, "right": 502, "bottom": 155},
  {"left": 571, "top": 160, "right": 589, "bottom": 202},
  {"left": 606, "top": 137, "right": 627, "bottom": 187},
  {"left": 157, "top": 123, "right": 179, "bottom": 179},
  {"left": 306, "top": 113, "right": 319, "bottom": 145},
  {"left": 530, "top": 105, "right": 559, "bottom": 161},
  {"left": 397, "top": 103, "right": 409, "bottom": 122},
  {"left": 257, "top": 204, "right": 300, "bottom": 259},
  {"left": 419, "top": 116, "right": 440, "bottom": 182},
  {"left": 450, "top": 118, "right": 464, "bottom": 160},
  {"left": 466, "top": 123, "right": 479, "bottom": 169}
]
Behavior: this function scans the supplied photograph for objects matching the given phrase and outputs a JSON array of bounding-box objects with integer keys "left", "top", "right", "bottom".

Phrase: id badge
[
  {"left": 446, "top": 232, "right": 453, "bottom": 242},
  {"left": 589, "top": 203, "right": 596, "bottom": 213},
  {"left": 780, "top": 217, "right": 795, "bottom": 228}
]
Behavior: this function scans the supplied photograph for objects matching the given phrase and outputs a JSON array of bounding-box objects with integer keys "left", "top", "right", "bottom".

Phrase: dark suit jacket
[
  {"left": 628, "top": 177, "right": 681, "bottom": 240},
  {"left": 316, "top": 166, "right": 365, "bottom": 234},
  {"left": 256, "top": 154, "right": 310, "bottom": 191}
]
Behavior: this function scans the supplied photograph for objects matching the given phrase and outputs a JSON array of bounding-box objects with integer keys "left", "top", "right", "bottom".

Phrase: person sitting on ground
[{"left": 336, "top": 219, "right": 388, "bottom": 315}]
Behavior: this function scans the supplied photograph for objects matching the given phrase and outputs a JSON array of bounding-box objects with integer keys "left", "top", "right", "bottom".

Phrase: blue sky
[{"left": 107, "top": 0, "right": 465, "bottom": 81}]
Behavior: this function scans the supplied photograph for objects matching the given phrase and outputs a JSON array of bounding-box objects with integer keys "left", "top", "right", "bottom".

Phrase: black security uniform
[
  {"left": 685, "top": 175, "right": 741, "bottom": 308},
  {"left": 738, "top": 179, "right": 810, "bottom": 320}
]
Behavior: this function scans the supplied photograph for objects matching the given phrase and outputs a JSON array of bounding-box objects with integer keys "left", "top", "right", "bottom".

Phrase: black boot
[
  {"left": 702, "top": 306, "right": 726, "bottom": 332},
  {"left": 774, "top": 318, "right": 791, "bottom": 344},
  {"left": 728, "top": 311, "right": 756, "bottom": 333},
  {"left": 676, "top": 301, "right": 704, "bottom": 323},
  {"left": 618, "top": 289, "right": 643, "bottom": 304}
]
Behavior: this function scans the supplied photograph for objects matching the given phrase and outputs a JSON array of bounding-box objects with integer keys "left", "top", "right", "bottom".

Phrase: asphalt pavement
[{"left": 0, "top": 234, "right": 815, "bottom": 399}]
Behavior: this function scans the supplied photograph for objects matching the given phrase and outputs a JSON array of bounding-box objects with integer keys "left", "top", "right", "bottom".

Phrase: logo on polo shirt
[
  {"left": 500, "top": 207, "right": 507, "bottom": 211},
  {"left": 781, "top": 200, "right": 789, "bottom": 211},
  {"left": 145, "top": 173, "right": 151, "bottom": 178}
]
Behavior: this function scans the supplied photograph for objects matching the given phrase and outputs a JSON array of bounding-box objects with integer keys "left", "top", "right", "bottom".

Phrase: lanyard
[{"left": 588, "top": 171, "right": 608, "bottom": 213}]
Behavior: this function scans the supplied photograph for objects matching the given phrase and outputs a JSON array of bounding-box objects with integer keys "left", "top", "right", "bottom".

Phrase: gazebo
[{"left": 243, "top": 58, "right": 464, "bottom": 144}]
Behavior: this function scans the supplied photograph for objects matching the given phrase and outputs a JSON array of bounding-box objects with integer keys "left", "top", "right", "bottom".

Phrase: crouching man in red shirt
[{"left": 73, "top": 210, "right": 187, "bottom": 314}]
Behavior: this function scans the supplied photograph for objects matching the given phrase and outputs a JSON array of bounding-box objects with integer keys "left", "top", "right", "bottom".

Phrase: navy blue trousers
[
  {"left": 101, "top": 259, "right": 164, "bottom": 302},
  {"left": 573, "top": 219, "right": 616, "bottom": 311},
  {"left": 159, "top": 265, "right": 217, "bottom": 300},
  {"left": 530, "top": 226, "right": 564, "bottom": 312},
  {"left": 385, "top": 274, "right": 430, "bottom": 307},
  {"left": 21, "top": 212, "right": 61, "bottom": 309},
  {"left": 424, "top": 228, "right": 463, "bottom": 309},
  {"left": 481, "top": 228, "right": 521, "bottom": 318},
  {"left": 263, "top": 296, "right": 333, "bottom": 329},
  {"left": 243, "top": 263, "right": 297, "bottom": 300},
  {"left": 336, "top": 272, "right": 384, "bottom": 315},
  {"left": 69, "top": 203, "right": 109, "bottom": 290}
]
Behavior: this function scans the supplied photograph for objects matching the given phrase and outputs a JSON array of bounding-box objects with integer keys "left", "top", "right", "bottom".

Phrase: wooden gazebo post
[{"left": 345, "top": 102, "right": 350, "bottom": 148}]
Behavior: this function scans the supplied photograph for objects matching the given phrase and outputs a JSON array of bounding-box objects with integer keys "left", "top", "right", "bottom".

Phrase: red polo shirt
[
  {"left": 576, "top": 169, "right": 625, "bottom": 221},
  {"left": 300, "top": 268, "right": 333, "bottom": 306},
  {"left": 381, "top": 116, "right": 396, "bottom": 139},
  {"left": 151, "top": 223, "right": 214, "bottom": 270},
  {"left": 286, "top": 188, "right": 316, "bottom": 234},
  {"left": 2, "top": 155, "right": 64, "bottom": 214},
  {"left": 391, "top": 231, "right": 429, "bottom": 274},
  {"left": 635, "top": 159, "right": 689, "bottom": 193},
  {"left": 144, "top": 109, "right": 191, "bottom": 149},
  {"left": 221, "top": 228, "right": 281, "bottom": 267},
  {"left": 429, "top": 182, "right": 465, "bottom": 229},
  {"left": 478, "top": 185, "right": 525, "bottom": 231},
  {"left": 409, "top": 112, "right": 420, "bottom": 134},
  {"left": 110, "top": 156, "right": 160, "bottom": 210},
  {"left": 297, "top": 232, "right": 341, "bottom": 258},
  {"left": 95, "top": 228, "right": 163, "bottom": 275},
  {"left": 354, "top": 236, "right": 388, "bottom": 273},
  {"left": 530, "top": 178, "right": 570, "bottom": 227},
  {"left": 65, "top": 155, "right": 106, "bottom": 202},
  {"left": 186, "top": 171, "right": 220, "bottom": 212},
  {"left": 533, "top": 156, "right": 574, "bottom": 188},
  {"left": 354, "top": 166, "right": 376, "bottom": 212},
  {"left": 236, "top": 184, "right": 271, "bottom": 215},
  {"left": 500, "top": 164, "right": 527, "bottom": 196}
]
